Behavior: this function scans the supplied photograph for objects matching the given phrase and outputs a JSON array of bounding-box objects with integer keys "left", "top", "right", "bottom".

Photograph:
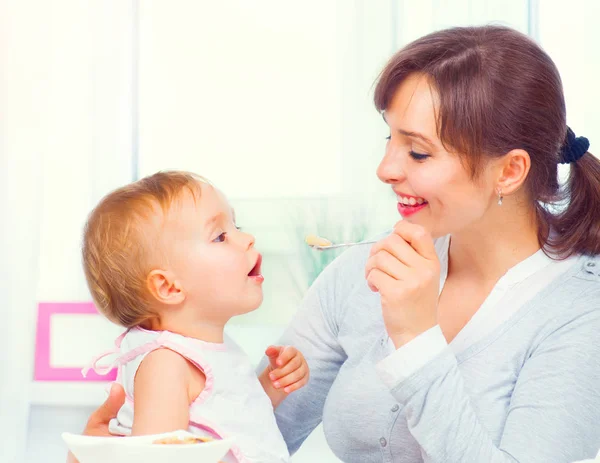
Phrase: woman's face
[{"left": 377, "top": 73, "right": 499, "bottom": 238}]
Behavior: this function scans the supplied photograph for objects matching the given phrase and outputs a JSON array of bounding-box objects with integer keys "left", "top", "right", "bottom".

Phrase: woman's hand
[
  {"left": 66, "top": 383, "right": 125, "bottom": 463},
  {"left": 259, "top": 345, "right": 309, "bottom": 408},
  {"left": 365, "top": 221, "right": 440, "bottom": 348}
]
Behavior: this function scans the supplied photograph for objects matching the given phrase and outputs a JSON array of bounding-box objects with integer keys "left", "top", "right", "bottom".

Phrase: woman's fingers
[
  {"left": 393, "top": 221, "right": 437, "bottom": 261},
  {"left": 369, "top": 232, "right": 422, "bottom": 268},
  {"left": 87, "top": 383, "right": 125, "bottom": 432},
  {"left": 365, "top": 249, "right": 413, "bottom": 284},
  {"left": 366, "top": 267, "right": 395, "bottom": 293}
]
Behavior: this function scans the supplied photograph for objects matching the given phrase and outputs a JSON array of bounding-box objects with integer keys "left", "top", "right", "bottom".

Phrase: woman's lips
[
  {"left": 396, "top": 193, "right": 428, "bottom": 217},
  {"left": 396, "top": 193, "right": 426, "bottom": 205},
  {"left": 397, "top": 201, "right": 428, "bottom": 217}
]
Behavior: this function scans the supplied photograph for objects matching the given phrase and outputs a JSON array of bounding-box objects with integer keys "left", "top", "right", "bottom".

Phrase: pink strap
[
  {"left": 81, "top": 330, "right": 128, "bottom": 378},
  {"left": 81, "top": 331, "right": 175, "bottom": 378}
]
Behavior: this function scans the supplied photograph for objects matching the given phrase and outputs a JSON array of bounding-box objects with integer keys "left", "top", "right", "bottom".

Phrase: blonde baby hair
[{"left": 82, "top": 170, "right": 211, "bottom": 327}]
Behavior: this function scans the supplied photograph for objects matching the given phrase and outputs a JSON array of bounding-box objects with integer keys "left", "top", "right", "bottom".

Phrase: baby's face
[{"left": 158, "top": 183, "right": 263, "bottom": 322}]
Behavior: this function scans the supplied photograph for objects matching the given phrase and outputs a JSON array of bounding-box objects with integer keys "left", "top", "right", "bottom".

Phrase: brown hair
[
  {"left": 374, "top": 25, "right": 600, "bottom": 257},
  {"left": 82, "top": 171, "right": 210, "bottom": 327}
]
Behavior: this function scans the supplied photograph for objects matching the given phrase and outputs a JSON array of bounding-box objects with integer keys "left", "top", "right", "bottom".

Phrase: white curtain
[
  {"left": 0, "top": 2, "right": 47, "bottom": 460},
  {"left": 537, "top": 0, "right": 600, "bottom": 145},
  {"left": 0, "top": 1, "right": 133, "bottom": 461}
]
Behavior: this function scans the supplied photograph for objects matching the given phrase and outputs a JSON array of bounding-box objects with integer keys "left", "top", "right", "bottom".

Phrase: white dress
[{"left": 84, "top": 327, "right": 290, "bottom": 463}]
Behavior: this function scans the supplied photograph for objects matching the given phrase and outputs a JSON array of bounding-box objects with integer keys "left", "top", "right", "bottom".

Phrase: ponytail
[
  {"left": 545, "top": 151, "right": 600, "bottom": 257},
  {"left": 372, "top": 26, "right": 599, "bottom": 257}
]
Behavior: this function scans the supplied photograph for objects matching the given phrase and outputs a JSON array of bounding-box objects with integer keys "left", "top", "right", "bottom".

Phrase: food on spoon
[
  {"left": 153, "top": 436, "right": 213, "bottom": 445},
  {"left": 305, "top": 234, "right": 333, "bottom": 247}
]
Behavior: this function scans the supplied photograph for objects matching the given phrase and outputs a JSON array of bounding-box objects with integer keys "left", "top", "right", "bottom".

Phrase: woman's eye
[
  {"left": 409, "top": 150, "right": 430, "bottom": 161},
  {"left": 385, "top": 135, "right": 391, "bottom": 140},
  {"left": 213, "top": 232, "right": 227, "bottom": 243}
]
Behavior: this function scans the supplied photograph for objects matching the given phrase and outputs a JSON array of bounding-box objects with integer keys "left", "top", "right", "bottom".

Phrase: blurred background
[{"left": 0, "top": 1, "right": 598, "bottom": 462}]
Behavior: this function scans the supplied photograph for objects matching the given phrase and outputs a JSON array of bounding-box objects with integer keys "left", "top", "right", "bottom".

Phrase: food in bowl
[{"left": 153, "top": 436, "right": 213, "bottom": 445}]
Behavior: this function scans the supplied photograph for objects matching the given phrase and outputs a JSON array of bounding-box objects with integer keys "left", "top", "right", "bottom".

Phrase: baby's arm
[
  {"left": 258, "top": 345, "right": 309, "bottom": 409},
  {"left": 132, "top": 348, "right": 206, "bottom": 435}
]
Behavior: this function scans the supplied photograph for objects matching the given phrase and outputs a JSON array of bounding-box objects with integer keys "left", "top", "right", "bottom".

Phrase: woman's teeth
[{"left": 397, "top": 195, "right": 426, "bottom": 206}]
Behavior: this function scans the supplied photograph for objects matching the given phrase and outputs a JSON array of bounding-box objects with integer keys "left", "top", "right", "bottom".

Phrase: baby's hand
[{"left": 265, "top": 345, "right": 309, "bottom": 394}]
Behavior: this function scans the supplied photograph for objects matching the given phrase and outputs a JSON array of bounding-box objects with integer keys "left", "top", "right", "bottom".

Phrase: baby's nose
[{"left": 243, "top": 231, "right": 255, "bottom": 249}]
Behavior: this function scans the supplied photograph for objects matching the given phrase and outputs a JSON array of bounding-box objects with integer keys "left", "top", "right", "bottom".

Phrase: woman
[{"left": 72, "top": 26, "right": 600, "bottom": 462}]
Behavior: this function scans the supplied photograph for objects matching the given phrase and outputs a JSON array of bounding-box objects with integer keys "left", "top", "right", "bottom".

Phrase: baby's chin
[
  {"left": 226, "top": 291, "right": 264, "bottom": 319},
  {"left": 242, "top": 292, "right": 264, "bottom": 315}
]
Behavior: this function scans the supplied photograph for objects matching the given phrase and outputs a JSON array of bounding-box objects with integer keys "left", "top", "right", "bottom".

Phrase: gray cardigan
[{"left": 264, "top": 239, "right": 600, "bottom": 462}]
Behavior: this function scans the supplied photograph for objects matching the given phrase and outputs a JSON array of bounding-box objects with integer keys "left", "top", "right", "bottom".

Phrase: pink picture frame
[{"left": 34, "top": 302, "right": 117, "bottom": 381}]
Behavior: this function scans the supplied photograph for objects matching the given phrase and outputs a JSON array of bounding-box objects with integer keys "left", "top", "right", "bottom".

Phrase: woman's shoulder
[
  {"left": 568, "top": 254, "right": 600, "bottom": 311},
  {"left": 528, "top": 254, "right": 600, "bottom": 338},
  {"left": 472, "top": 255, "right": 600, "bottom": 359},
  {"left": 557, "top": 254, "right": 600, "bottom": 303},
  {"left": 574, "top": 253, "right": 600, "bottom": 282}
]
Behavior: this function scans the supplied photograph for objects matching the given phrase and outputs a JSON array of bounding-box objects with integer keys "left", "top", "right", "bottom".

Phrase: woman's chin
[{"left": 399, "top": 216, "right": 444, "bottom": 240}]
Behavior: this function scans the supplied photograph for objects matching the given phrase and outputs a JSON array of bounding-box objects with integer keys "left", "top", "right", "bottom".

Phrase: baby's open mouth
[{"left": 248, "top": 254, "right": 262, "bottom": 277}]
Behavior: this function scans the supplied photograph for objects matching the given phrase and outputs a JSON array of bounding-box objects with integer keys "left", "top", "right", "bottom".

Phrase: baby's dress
[{"left": 84, "top": 327, "right": 290, "bottom": 463}]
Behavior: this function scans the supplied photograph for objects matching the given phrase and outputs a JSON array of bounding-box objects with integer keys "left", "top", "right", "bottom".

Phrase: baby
[{"left": 81, "top": 171, "right": 308, "bottom": 463}]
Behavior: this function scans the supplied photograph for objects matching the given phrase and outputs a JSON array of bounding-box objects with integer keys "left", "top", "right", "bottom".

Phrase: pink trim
[
  {"left": 35, "top": 302, "right": 117, "bottom": 381},
  {"left": 82, "top": 330, "right": 130, "bottom": 377},
  {"left": 161, "top": 337, "right": 214, "bottom": 405},
  {"left": 81, "top": 331, "right": 123, "bottom": 377},
  {"left": 188, "top": 418, "right": 250, "bottom": 463},
  {"left": 116, "top": 340, "right": 162, "bottom": 366},
  {"left": 188, "top": 421, "right": 223, "bottom": 439},
  {"left": 102, "top": 330, "right": 249, "bottom": 463},
  {"left": 112, "top": 331, "right": 215, "bottom": 405},
  {"left": 134, "top": 326, "right": 228, "bottom": 351},
  {"left": 113, "top": 330, "right": 128, "bottom": 348}
]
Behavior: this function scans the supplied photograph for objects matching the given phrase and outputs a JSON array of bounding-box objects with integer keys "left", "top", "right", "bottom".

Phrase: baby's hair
[{"left": 82, "top": 170, "right": 211, "bottom": 327}]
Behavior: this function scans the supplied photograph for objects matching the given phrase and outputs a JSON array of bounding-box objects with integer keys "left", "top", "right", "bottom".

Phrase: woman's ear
[
  {"left": 146, "top": 269, "right": 186, "bottom": 305},
  {"left": 495, "top": 148, "right": 531, "bottom": 196}
]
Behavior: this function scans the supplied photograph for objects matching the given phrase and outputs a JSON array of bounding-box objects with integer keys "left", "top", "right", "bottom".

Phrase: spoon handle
[{"left": 310, "top": 239, "right": 378, "bottom": 251}]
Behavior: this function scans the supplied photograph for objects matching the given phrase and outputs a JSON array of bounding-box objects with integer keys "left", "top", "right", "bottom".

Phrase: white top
[
  {"left": 377, "top": 234, "right": 579, "bottom": 386},
  {"left": 86, "top": 327, "right": 290, "bottom": 463}
]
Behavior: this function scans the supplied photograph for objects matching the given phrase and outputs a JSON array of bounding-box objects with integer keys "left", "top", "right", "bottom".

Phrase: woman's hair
[
  {"left": 374, "top": 25, "right": 600, "bottom": 257},
  {"left": 82, "top": 171, "right": 210, "bottom": 327}
]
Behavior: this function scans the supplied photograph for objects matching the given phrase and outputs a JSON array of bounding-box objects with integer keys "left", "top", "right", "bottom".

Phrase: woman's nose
[{"left": 377, "top": 150, "right": 406, "bottom": 185}]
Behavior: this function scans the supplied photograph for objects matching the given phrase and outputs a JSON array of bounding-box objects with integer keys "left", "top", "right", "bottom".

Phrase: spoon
[{"left": 305, "top": 234, "right": 378, "bottom": 251}]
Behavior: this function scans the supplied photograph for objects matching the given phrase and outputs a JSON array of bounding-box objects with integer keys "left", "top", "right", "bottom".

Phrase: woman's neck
[{"left": 447, "top": 205, "right": 541, "bottom": 282}]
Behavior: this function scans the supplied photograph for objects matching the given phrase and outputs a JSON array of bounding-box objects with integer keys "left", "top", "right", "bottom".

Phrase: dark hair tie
[{"left": 559, "top": 127, "right": 590, "bottom": 164}]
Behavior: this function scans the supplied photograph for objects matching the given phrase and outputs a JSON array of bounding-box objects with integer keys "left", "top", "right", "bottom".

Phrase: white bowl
[
  {"left": 62, "top": 430, "right": 234, "bottom": 463},
  {"left": 572, "top": 450, "right": 600, "bottom": 463}
]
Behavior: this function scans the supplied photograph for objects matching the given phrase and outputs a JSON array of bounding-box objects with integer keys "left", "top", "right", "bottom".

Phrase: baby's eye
[{"left": 213, "top": 232, "right": 227, "bottom": 243}]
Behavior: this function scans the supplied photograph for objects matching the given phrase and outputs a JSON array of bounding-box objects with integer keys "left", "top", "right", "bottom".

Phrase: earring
[{"left": 497, "top": 188, "right": 503, "bottom": 206}]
